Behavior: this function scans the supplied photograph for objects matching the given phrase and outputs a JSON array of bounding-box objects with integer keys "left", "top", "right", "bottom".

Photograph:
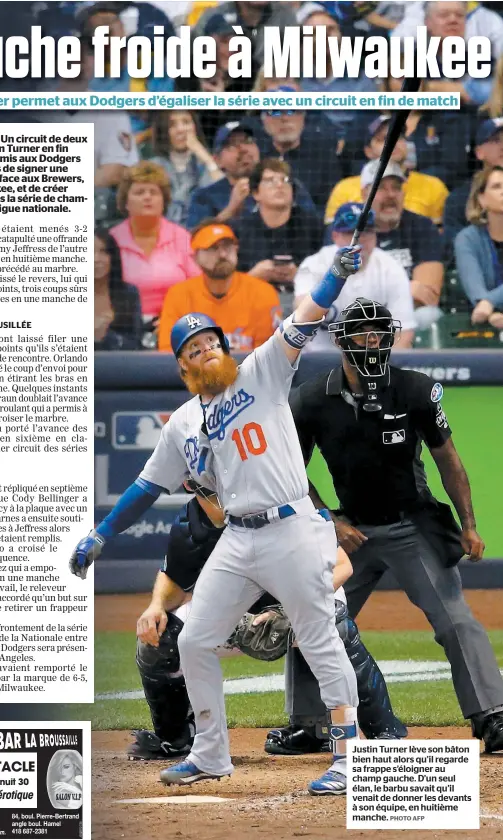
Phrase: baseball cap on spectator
[
  {"left": 202, "top": 12, "right": 235, "bottom": 37},
  {"left": 191, "top": 223, "right": 237, "bottom": 251},
  {"left": 476, "top": 117, "right": 503, "bottom": 146},
  {"left": 332, "top": 203, "right": 376, "bottom": 232},
  {"left": 366, "top": 115, "right": 402, "bottom": 144},
  {"left": 360, "top": 160, "right": 406, "bottom": 190},
  {"left": 213, "top": 121, "right": 255, "bottom": 154},
  {"left": 296, "top": 2, "right": 327, "bottom": 24}
]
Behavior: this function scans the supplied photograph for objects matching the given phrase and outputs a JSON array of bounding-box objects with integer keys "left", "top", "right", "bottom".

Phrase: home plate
[{"left": 116, "top": 795, "right": 235, "bottom": 805}]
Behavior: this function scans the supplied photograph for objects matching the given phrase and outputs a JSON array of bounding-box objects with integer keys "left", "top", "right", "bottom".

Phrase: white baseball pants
[{"left": 178, "top": 501, "right": 358, "bottom": 775}]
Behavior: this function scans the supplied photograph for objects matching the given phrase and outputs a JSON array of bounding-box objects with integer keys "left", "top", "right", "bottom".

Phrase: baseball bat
[{"left": 351, "top": 75, "right": 422, "bottom": 247}]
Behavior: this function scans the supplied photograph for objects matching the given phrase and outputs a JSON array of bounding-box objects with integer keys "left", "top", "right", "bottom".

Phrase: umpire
[{"left": 270, "top": 297, "right": 503, "bottom": 755}]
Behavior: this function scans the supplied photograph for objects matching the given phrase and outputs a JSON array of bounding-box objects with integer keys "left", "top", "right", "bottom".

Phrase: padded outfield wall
[{"left": 308, "top": 386, "right": 502, "bottom": 558}]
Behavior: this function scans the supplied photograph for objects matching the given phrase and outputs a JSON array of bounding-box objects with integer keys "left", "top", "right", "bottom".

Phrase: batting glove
[
  {"left": 69, "top": 529, "right": 106, "bottom": 580},
  {"left": 331, "top": 246, "right": 362, "bottom": 280}
]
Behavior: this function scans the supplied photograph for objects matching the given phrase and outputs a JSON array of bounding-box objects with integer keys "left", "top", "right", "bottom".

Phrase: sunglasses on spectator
[
  {"left": 261, "top": 175, "right": 291, "bottom": 186},
  {"left": 264, "top": 109, "right": 296, "bottom": 118}
]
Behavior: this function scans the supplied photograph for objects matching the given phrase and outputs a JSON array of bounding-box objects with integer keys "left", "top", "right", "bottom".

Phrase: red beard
[{"left": 183, "top": 353, "right": 239, "bottom": 396}]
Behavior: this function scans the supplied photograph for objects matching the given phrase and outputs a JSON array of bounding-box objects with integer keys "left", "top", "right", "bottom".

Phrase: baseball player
[
  {"left": 129, "top": 483, "right": 406, "bottom": 763},
  {"left": 277, "top": 296, "right": 503, "bottom": 764},
  {"left": 71, "top": 244, "right": 365, "bottom": 795}
]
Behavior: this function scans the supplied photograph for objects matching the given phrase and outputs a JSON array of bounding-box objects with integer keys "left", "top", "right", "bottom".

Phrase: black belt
[
  {"left": 229, "top": 506, "right": 332, "bottom": 530},
  {"left": 229, "top": 504, "right": 297, "bottom": 530}
]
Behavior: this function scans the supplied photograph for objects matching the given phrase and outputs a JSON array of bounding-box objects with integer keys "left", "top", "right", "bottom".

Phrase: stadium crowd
[{"left": 4, "top": 0, "right": 503, "bottom": 351}]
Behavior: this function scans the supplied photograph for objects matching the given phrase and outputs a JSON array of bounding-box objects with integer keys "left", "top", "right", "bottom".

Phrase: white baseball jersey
[
  {"left": 139, "top": 395, "right": 217, "bottom": 496},
  {"left": 140, "top": 334, "right": 308, "bottom": 516},
  {"left": 143, "top": 331, "right": 359, "bottom": 779}
]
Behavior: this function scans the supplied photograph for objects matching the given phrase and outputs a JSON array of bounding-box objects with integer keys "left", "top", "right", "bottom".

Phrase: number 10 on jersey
[{"left": 231, "top": 423, "right": 268, "bottom": 461}]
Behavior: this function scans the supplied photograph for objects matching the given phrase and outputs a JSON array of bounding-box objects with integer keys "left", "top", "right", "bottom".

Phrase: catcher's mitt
[{"left": 227, "top": 607, "right": 292, "bottom": 662}]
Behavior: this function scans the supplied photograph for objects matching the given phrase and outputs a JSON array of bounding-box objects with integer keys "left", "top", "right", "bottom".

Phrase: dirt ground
[
  {"left": 92, "top": 591, "right": 503, "bottom": 839},
  {"left": 95, "top": 589, "right": 503, "bottom": 633},
  {"left": 92, "top": 728, "right": 503, "bottom": 840}
]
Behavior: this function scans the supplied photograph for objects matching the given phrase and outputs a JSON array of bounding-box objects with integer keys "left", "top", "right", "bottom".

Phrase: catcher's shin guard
[
  {"left": 135, "top": 613, "right": 195, "bottom": 752},
  {"left": 343, "top": 617, "right": 407, "bottom": 739},
  {"left": 263, "top": 645, "right": 331, "bottom": 754},
  {"left": 127, "top": 727, "right": 194, "bottom": 761},
  {"left": 280, "top": 607, "right": 406, "bottom": 743}
]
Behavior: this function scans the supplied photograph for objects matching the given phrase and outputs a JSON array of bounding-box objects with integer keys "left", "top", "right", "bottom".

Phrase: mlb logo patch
[
  {"left": 112, "top": 412, "right": 172, "bottom": 450},
  {"left": 383, "top": 429, "right": 406, "bottom": 445}
]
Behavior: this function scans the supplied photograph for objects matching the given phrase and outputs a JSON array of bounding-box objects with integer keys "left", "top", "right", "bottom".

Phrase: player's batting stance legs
[
  {"left": 130, "top": 495, "right": 406, "bottom": 762},
  {"left": 169, "top": 510, "right": 359, "bottom": 789}
]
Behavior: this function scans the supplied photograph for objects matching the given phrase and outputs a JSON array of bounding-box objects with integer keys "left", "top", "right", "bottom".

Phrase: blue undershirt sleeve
[{"left": 96, "top": 478, "right": 165, "bottom": 539}]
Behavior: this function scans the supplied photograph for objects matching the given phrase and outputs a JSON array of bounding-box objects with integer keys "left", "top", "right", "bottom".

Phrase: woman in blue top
[{"left": 454, "top": 165, "right": 503, "bottom": 330}]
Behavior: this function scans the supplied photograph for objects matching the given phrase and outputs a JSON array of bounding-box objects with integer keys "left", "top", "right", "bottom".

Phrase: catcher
[{"left": 128, "top": 481, "right": 406, "bottom": 762}]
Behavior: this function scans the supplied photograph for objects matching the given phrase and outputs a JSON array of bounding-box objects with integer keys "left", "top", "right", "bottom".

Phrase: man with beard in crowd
[
  {"left": 359, "top": 161, "right": 444, "bottom": 329},
  {"left": 325, "top": 115, "right": 449, "bottom": 227},
  {"left": 187, "top": 122, "right": 316, "bottom": 228},
  {"left": 157, "top": 220, "right": 282, "bottom": 353},
  {"left": 258, "top": 95, "right": 343, "bottom": 208},
  {"left": 294, "top": 202, "right": 416, "bottom": 347}
]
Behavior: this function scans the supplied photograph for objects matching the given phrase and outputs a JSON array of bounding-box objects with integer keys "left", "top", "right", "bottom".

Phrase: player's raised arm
[{"left": 277, "top": 245, "right": 362, "bottom": 362}]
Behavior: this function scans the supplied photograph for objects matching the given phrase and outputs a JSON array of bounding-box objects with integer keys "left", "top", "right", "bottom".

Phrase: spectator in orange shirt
[{"left": 157, "top": 220, "right": 282, "bottom": 353}]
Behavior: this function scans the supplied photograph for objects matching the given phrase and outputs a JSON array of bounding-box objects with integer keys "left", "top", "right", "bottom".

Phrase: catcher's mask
[{"left": 328, "top": 298, "right": 400, "bottom": 413}]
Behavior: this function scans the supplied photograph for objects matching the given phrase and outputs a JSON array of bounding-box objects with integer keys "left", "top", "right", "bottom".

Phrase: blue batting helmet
[{"left": 170, "top": 313, "right": 229, "bottom": 357}]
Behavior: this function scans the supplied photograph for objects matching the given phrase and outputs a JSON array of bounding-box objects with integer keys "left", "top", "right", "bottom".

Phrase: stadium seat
[
  {"left": 437, "top": 312, "right": 503, "bottom": 348},
  {"left": 440, "top": 267, "right": 471, "bottom": 315},
  {"left": 414, "top": 312, "right": 503, "bottom": 349},
  {"left": 94, "top": 189, "right": 123, "bottom": 231}
]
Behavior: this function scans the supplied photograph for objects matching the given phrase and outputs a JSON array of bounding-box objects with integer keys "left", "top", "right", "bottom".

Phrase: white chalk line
[
  {"left": 96, "top": 660, "right": 461, "bottom": 701},
  {"left": 116, "top": 795, "right": 234, "bottom": 805}
]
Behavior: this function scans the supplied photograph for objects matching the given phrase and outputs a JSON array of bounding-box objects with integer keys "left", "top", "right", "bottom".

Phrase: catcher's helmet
[
  {"left": 170, "top": 313, "right": 229, "bottom": 358},
  {"left": 328, "top": 298, "right": 400, "bottom": 378}
]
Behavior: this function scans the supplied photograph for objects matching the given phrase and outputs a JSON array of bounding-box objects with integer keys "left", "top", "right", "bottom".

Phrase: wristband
[{"left": 311, "top": 267, "right": 346, "bottom": 310}]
